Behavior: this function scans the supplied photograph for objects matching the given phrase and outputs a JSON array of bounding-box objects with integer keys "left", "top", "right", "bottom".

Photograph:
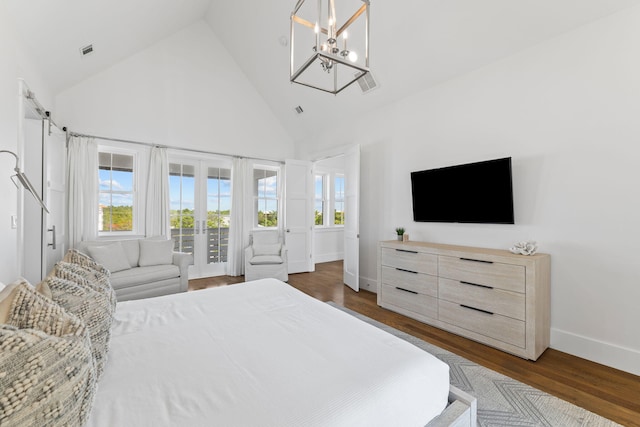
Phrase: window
[
  {"left": 254, "top": 167, "right": 279, "bottom": 228},
  {"left": 314, "top": 174, "right": 325, "bottom": 226},
  {"left": 334, "top": 174, "right": 345, "bottom": 225},
  {"left": 98, "top": 151, "right": 136, "bottom": 233},
  {"left": 206, "top": 167, "right": 231, "bottom": 263}
]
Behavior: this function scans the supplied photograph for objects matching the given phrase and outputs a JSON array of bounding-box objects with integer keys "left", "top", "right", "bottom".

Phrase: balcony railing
[{"left": 170, "top": 227, "right": 229, "bottom": 263}]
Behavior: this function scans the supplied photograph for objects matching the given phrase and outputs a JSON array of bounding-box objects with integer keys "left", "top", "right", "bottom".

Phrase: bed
[{"left": 87, "top": 279, "right": 475, "bottom": 426}]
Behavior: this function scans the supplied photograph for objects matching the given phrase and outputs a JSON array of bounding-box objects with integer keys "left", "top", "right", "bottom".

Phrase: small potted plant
[{"left": 395, "top": 227, "right": 405, "bottom": 241}]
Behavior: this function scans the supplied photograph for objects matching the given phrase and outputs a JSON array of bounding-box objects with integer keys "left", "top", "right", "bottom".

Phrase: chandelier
[{"left": 290, "top": 0, "right": 370, "bottom": 95}]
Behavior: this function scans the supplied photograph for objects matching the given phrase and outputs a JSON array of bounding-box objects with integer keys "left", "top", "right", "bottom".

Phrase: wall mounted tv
[{"left": 411, "top": 157, "right": 515, "bottom": 224}]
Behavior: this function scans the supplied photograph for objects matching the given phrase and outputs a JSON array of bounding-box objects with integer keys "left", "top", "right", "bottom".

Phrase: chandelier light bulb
[
  {"left": 348, "top": 51, "right": 358, "bottom": 62},
  {"left": 314, "top": 23, "right": 319, "bottom": 34}
]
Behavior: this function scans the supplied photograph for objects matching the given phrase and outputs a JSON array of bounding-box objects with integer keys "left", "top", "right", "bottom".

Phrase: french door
[{"left": 169, "top": 157, "right": 231, "bottom": 279}]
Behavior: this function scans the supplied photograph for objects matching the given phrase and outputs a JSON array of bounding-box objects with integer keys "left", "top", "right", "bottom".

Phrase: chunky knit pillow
[
  {"left": 63, "top": 249, "right": 111, "bottom": 276},
  {"left": 46, "top": 261, "right": 116, "bottom": 314},
  {"left": 0, "top": 280, "right": 96, "bottom": 426},
  {"left": 39, "top": 263, "right": 116, "bottom": 379}
]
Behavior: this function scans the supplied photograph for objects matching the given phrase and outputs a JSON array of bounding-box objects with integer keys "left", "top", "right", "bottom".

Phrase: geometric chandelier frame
[{"left": 290, "top": 0, "right": 370, "bottom": 94}]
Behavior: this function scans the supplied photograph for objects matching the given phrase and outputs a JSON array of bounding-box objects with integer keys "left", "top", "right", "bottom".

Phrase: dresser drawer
[
  {"left": 381, "top": 285, "right": 438, "bottom": 319},
  {"left": 439, "top": 299, "right": 525, "bottom": 348},
  {"left": 381, "top": 247, "right": 437, "bottom": 275},
  {"left": 381, "top": 266, "right": 437, "bottom": 297},
  {"left": 438, "top": 255, "right": 525, "bottom": 293},
  {"left": 438, "top": 277, "right": 525, "bottom": 321}
]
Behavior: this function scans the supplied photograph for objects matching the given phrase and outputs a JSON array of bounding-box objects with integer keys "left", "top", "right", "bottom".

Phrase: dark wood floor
[{"left": 190, "top": 261, "right": 640, "bottom": 427}]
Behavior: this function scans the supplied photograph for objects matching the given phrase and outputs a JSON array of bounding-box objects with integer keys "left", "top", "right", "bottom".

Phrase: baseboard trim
[
  {"left": 314, "top": 253, "right": 344, "bottom": 264},
  {"left": 551, "top": 328, "right": 640, "bottom": 376},
  {"left": 359, "top": 275, "right": 378, "bottom": 293}
]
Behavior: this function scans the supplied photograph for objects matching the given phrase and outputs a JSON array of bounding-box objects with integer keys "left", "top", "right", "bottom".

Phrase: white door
[
  {"left": 42, "top": 120, "right": 67, "bottom": 274},
  {"left": 285, "top": 159, "right": 314, "bottom": 273},
  {"left": 169, "top": 158, "right": 231, "bottom": 279},
  {"left": 343, "top": 145, "right": 360, "bottom": 291}
]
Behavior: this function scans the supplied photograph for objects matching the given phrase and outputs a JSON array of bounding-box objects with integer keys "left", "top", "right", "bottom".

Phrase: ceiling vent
[
  {"left": 80, "top": 44, "right": 94, "bottom": 57},
  {"left": 294, "top": 105, "right": 304, "bottom": 114},
  {"left": 355, "top": 72, "right": 379, "bottom": 94}
]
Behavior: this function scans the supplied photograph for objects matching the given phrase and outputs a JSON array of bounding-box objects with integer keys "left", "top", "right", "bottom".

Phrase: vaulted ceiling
[{"left": 4, "top": 0, "right": 640, "bottom": 146}]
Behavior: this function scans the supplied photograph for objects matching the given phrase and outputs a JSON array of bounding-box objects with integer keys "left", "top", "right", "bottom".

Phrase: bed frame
[{"left": 427, "top": 385, "right": 477, "bottom": 427}]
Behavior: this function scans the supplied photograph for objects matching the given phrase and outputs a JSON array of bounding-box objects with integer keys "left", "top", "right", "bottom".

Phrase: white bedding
[{"left": 88, "top": 279, "right": 449, "bottom": 427}]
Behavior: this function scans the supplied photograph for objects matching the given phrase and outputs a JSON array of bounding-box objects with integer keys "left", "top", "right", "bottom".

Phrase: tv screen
[{"left": 411, "top": 157, "right": 515, "bottom": 224}]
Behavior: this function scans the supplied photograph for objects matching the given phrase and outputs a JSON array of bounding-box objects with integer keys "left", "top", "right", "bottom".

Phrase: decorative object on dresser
[
  {"left": 395, "top": 227, "right": 405, "bottom": 241},
  {"left": 378, "top": 240, "right": 550, "bottom": 360},
  {"left": 509, "top": 240, "right": 538, "bottom": 256}
]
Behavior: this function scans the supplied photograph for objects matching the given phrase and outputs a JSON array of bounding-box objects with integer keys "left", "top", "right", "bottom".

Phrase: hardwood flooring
[{"left": 189, "top": 261, "right": 640, "bottom": 427}]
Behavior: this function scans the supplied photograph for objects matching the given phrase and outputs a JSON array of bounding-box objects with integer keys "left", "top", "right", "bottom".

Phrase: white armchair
[{"left": 244, "top": 230, "right": 288, "bottom": 282}]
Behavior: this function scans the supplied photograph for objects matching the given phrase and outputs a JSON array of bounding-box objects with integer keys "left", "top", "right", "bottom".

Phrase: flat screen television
[{"left": 411, "top": 157, "right": 515, "bottom": 224}]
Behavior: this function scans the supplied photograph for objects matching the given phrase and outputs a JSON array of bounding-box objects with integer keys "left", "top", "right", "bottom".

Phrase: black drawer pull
[
  {"left": 395, "top": 287, "right": 418, "bottom": 295},
  {"left": 396, "top": 249, "right": 418, "bottom": 254},
  {"left": 460, "top": 281, "right": 493, "bottom": 290},
  {"left": 396, "top": 268, "right": 418, "bottom": 274},
  {"left": 460, "top": 304, "right": 494, "bottom": 315},
  {"left": 460, "top": 257, "right": 493, "bottom": 264}
]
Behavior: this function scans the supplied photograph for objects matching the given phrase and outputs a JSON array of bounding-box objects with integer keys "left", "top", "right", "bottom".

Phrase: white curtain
[
  {"left": 226, "top": 158, "right": 251, "bottom": 276},
  {"left": 66, "top": 136, "right": 98, "bottom": 249},
  {"left": 145, "top": 146, "right": 170, "bottom": 238}
]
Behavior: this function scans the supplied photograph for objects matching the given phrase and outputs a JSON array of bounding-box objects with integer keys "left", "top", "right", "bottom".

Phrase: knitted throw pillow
[
  {"left": 39, "top": 264, "right": 115, "bottom": 379},
  {"left": 0, "top": 280, "right": 96, "bottom": 426}
]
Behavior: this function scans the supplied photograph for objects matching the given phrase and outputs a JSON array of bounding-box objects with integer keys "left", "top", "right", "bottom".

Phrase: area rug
[{"left": 328, "top": 303, "right": 620, "bottom": 427}]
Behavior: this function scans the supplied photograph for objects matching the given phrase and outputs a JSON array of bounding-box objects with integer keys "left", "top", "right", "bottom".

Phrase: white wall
[
  {"left": 299, "top": 7, "right": 640, "bottom": 375},
  {"left": 55, "top": 21, "right": 294, "bottom": 161},
  {"left": 0, "top": 7, "right": 54, "bottom": 283}
]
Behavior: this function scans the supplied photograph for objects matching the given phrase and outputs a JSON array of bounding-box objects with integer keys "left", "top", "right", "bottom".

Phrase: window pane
[
  {"left": 254, "top": 167, "right": 279, "bottom": 228},
  {"left": 334, "top": 174, "right": 345, "bottom": 225},
  {"left": 98, "top": 151, "right": 135, "bottom": 233}
]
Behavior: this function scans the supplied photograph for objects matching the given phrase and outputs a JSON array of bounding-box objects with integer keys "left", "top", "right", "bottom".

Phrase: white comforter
[{"left": 88, "top": 279, "right": 449, "bottom": 426}]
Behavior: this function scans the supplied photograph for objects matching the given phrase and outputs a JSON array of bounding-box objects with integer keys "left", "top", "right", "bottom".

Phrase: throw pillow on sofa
[
  {"left": 139, "top": 239, "right": 174, "bottom": 267},
  {"left": 0, "top": 279, "right": 96, "bottom": 426},
  {"left": 87, "top": 242, "right": 131, "bottom": 273}
]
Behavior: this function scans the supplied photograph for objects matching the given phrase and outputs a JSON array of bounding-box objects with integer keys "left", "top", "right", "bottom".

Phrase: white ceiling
[{"left": 5, "top": 0, "right": 640, "bottom": 146}]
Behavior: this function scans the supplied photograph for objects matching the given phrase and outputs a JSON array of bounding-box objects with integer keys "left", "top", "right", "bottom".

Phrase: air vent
[
  {"left": 294, "top": 105, "right": 304, "bottom": 114},
  {"left": 80, "top": 44, "right": 94, "bottom": 57},
  {"left": 355, "top": 71, "right": 379, "bottom": 94}
]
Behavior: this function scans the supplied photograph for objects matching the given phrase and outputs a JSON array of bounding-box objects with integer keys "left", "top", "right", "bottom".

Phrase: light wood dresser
[{"left": 378, "top": 240, "right": 550, "bottom": 360}]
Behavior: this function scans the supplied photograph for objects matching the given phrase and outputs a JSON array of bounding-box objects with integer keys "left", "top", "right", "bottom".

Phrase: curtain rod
[{"left": 67, "top": 131, "right": 284, "bottom": 164}]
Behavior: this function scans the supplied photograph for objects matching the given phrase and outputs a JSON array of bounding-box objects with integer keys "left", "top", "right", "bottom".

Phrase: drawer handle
[
  {"left": 460, "top": 304, "right": 494, "bottom": 315},
  {"left": 460, "top": 281, "right": 494, "bottom": 290},
  {"left": 460, "top": 257, "right": 493, "bottom": 264},
  {"left": 395, "top": 287, "right": 418, "bottom": 295},
  {"left": 396, "top": 249, "right": 418, "bottom": 254},
  {"left": 396, "top": 268, "right": 418, "bottom": 274}
]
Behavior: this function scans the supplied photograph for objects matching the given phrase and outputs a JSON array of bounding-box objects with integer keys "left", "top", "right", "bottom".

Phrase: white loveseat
[{"left": 77, "top": 238, "right": 193, "bottom": 301}]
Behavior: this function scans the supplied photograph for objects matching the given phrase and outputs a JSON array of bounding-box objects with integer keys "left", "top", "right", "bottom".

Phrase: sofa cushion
[
  {"left": 249, "top": 255, "right": 284, "bottom": 265},
  {"left": 120, "top": 240, "right": 141, "bottom": 267},
  {"left": 110, "top": 265, "right": 180, "bottom": 290},
  {"left": 253, "top": 243, "right": 282, "bottom": 256},
  {"left": 139, "top": 239, "right": 174, "bottom": 267},
  {"left": 87, "top": 242, "right": 131, "bottom": 273},
  {"left": 0, "top": 280, "right": 96, "bottom": 426}
]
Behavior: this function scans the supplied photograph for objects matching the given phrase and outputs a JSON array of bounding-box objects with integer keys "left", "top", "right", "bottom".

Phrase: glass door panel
[
  {"left": 206, "top": 167, "right": 231, "bottom": 265},
  {"left": 169, "top": 163, "right": 196, "bottom": 256}
]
